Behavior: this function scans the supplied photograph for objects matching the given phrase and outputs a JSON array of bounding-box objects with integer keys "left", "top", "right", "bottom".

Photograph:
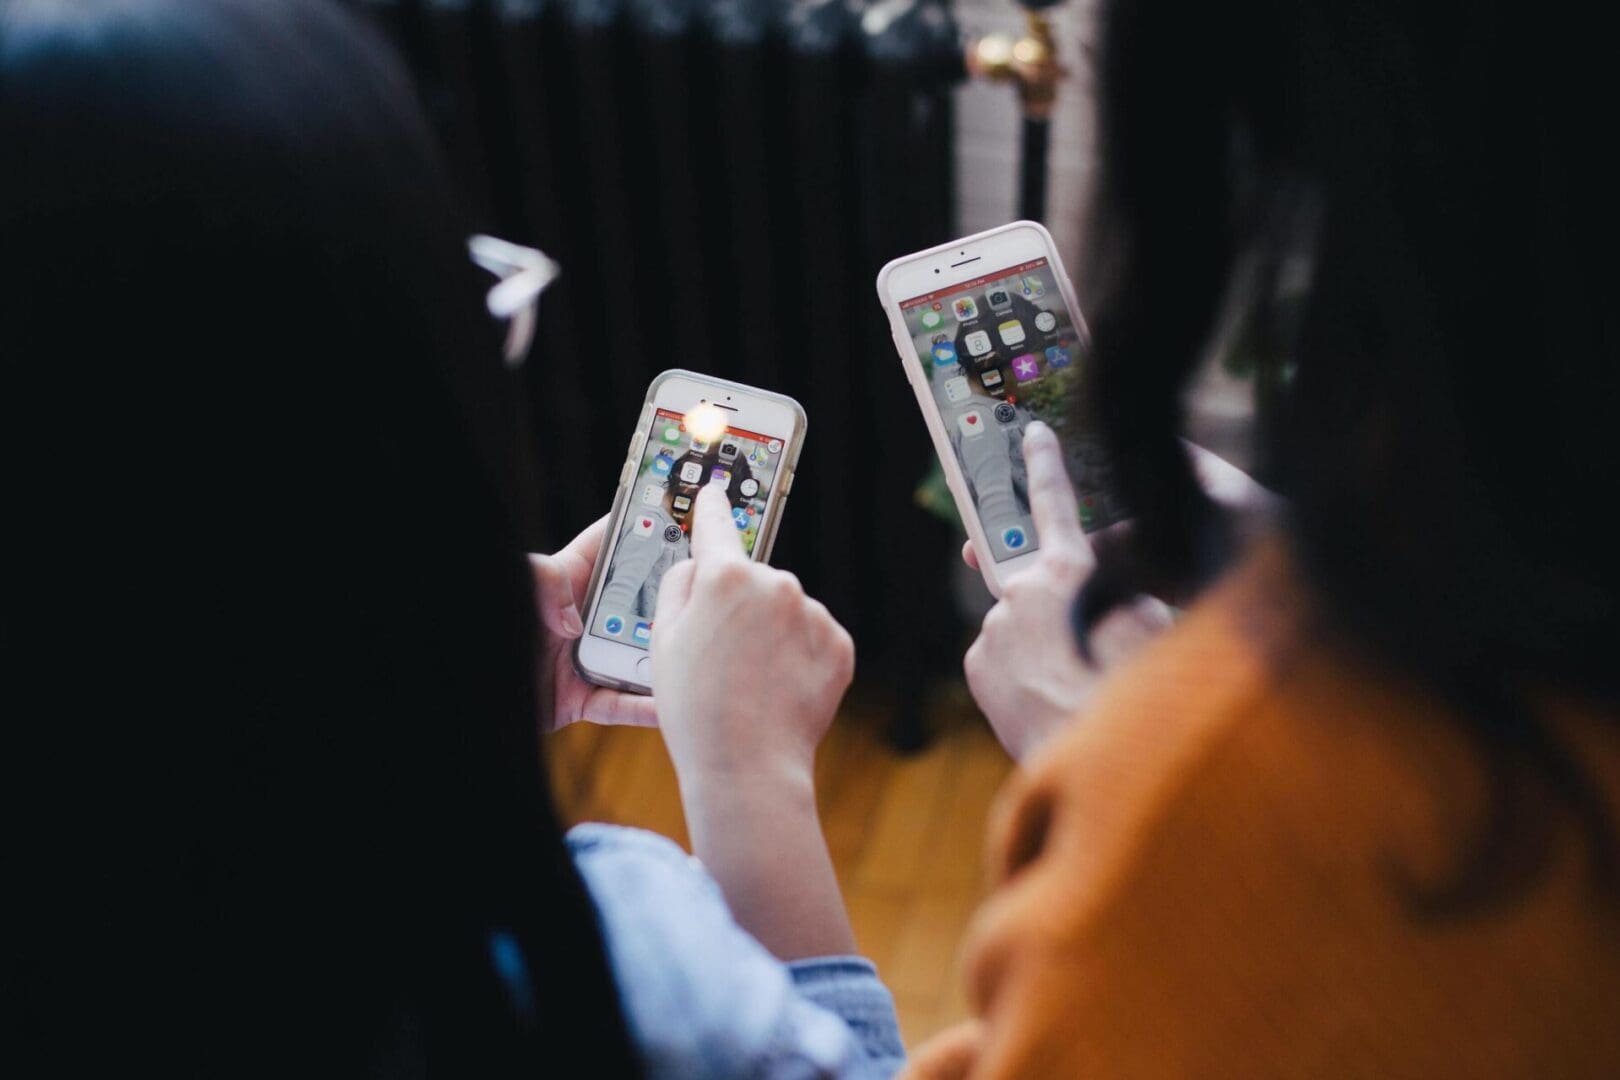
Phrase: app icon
[
  {"left": 994, "top": 402, "right": 1017, "bottom": 424},
  {"left": 964, "top": 330, "right": 993, "bottom": 357},
  {"left": 1079, "top": 494, "right": 1098, "bottom": 529},
  {"left": 663, "top": 524, "right": 684, "bottom": 543},
  {"left": 1045, "top": 345, "right": 1072, "bottom": 368},
  {"left": 632, "top": 621, "right": 652, "bottom": 644},
  {"left": 944, "top": 376, "right": 971, "bottom": 403},
  {"left": 957, "top": 410, "right": 986, "bottom": 438},
  {"left": 980, "top": 367, "right": 1005, "bottom": 389},
  {"left": 672, "top": 494, "right": 693, "bottom": 515},
  {"left": 987, "top": 288, "right": 1013, "bottom": 311},
  {"left": 932, "top": 341, "right": 958, "bottom": 367},
  {"left": 952, "top": 296, "right": 980, "bottom": 321},
  {"left": 651, "top": 451, "right": 674, "bottom": 477},
  {"left": 662, "top": 425, "right": 682, "bottom": 443},
  {"left": 998, "top": 319, "right": 1026, "bottom": 347},
  {"left": 719, "top": 441, "right": 740, "bottom": 460},
  {"left": 604, "top": 615, "right": 624, "bottom": 636},
  {"left": 678, "top": 461, "right": 704, "bottom": 484},
  {"left": 767, "top": 439, "right": 782, "bottom": 454},
  {"left": 1001, "top": 526, "right": 1027, "bottom": 551},
  {"left": 1012, "top": 354, "right": 1041, "bottom": 382},
  {"left": 633, "top": 515, "right": 656, "bottom": 537},
  {"left": 731, "top": 507, "right": 751, "bottom": 529},
  {"left": 1019, "top": 275, "right": 1046, "bottom": 299},
  {"left": 691, "top": 437, "right": 710, "bottom": 453},
  {"left": 739, "top": 478, "right": 760, "bottom": 497},
  {"left": 919, "top": 308, "right": 943, "bottom": 330},
  {"left": 709, "top": 467, "right": 732, "bottom": 486},
  {"left": 1034, "top": 310, "right": 1057, "bottom": 333},
  {"left": 641, "top": 484, "right": 664, "bottom": 507},
  {"left": 747, "top": 446, "right": 770, "bottom": 468}
]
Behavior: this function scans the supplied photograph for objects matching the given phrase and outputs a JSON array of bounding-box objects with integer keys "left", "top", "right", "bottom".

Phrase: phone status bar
[
  {"left": 899, "top": 258, "right": 1050, "bottom": 309},
  {"left": 652, "top": 407, "right": 778, "bottom": 446}
]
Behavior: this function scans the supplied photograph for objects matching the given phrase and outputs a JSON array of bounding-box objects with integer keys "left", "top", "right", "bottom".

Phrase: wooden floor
[{"left": 546, "top": 687, "right": 1015, "bottom": 1048}]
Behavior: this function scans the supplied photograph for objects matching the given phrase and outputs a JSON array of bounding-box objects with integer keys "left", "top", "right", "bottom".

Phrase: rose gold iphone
[
  {"left": 876, "top": 220, "right": 1123, "bottom": 596},
  {"left": 573, "top": 369, "right": 807, "bottom": 694}
]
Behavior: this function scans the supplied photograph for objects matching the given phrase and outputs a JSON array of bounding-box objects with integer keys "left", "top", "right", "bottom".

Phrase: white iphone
[
  {"left": 876, "top": 220, "right": 1124, "bottom": 596},
  {"left": 574, "top": 369, "right": 807, "bottom": 694}
]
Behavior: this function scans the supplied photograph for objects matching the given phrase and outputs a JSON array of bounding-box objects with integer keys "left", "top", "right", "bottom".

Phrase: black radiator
[{"left": 352, "top": 0, "right": 967, "bottom": 738}]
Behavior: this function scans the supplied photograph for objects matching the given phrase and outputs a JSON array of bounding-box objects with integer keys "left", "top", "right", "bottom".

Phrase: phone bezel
[
  {"left": 875, "top": 220, "right": 1087, "bottom": 597},
  {"left": 573, "top": 369, "right": 807, "bottom": 694}
]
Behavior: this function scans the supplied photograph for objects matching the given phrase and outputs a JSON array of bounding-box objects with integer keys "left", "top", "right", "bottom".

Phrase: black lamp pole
[{"left": 966, "top": 1, "right": 1066, "bottom": 223}]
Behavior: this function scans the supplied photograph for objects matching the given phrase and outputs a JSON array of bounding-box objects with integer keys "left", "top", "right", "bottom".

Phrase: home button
[{"left": 635, "top": 656, "right": 653, "bottom": 684}]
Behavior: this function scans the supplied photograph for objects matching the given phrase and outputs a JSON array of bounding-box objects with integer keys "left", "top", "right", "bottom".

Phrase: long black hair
[
  {"left": 1076, "top": 0, "right": 1618, "bottom": 910},
  {"left": 1, "top": 1, "right": 640, "bottom": 1072}
]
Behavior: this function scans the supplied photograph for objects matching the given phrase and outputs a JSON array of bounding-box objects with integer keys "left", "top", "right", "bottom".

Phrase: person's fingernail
[
  {"left": 561, "top": 603, "right": 585, "bottom": 636},
  {"left": 1025, "top": 420, "right": 1053, "bottom": 444}
]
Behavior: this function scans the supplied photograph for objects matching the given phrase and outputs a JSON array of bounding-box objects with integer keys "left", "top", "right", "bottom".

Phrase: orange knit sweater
[{"left": 905, "top": 541, "right": 1620, "bottom": 1078}]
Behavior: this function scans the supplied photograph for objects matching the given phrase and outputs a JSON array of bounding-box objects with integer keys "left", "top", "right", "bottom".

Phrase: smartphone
[
  {"left": 574, "top": 369, "right": 807, "bottom": 694},
  {"left": 876, "top": 220, "right": 1123, "bottom": 595}
]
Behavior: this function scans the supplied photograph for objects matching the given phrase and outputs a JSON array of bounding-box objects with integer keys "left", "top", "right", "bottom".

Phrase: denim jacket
[{"left": 569, "top": 824, "right": 906, "bottom": 1079}]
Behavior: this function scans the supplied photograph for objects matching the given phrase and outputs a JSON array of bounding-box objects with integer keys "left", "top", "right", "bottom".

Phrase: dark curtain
[{"left": 353, "top": 0, "right": 965, "bottom": 735}]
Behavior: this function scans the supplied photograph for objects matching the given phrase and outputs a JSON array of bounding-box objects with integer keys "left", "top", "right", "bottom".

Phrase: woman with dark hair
[
  {"left": 1, "top": 1, "right": 898, "bottom": 1075},
  {"left": 907, "top": 0, "right": 1620, "bottom": 1075}
]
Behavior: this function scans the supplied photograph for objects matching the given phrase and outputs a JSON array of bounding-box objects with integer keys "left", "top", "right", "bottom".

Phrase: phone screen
[
  {"left": 590, "top": 408, "right": 787, "bottom": 649},
  {"left": 897, "top": 257, "right": 1123, "bottom": 561}
]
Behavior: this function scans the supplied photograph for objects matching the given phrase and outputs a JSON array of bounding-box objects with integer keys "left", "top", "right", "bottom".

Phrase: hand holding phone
[
  {"left": 960, "top": 422, "right": 1174, "bottom": 761},
  {"left": 958, "top": 428, "right": 1273, "bottom": 761},
  {"left": 530, "top": 517, "right": 661, "bottom": 732},
  {"left": 649, "top": 484, "right": 854, "bottom": 788},
  {"left": 647, "top": 482, "right": 860, "bottom": 960}
]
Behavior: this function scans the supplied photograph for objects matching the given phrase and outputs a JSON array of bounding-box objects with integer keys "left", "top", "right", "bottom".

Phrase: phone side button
[
  {"left": 781, "top": 470, "right": 794, "bottom": 495},
  {"left": 627, "top": 431, "right": 646, "bottom": 458},
  {"left": 619, "top": 458, "right": 635, "bottom": 485}
]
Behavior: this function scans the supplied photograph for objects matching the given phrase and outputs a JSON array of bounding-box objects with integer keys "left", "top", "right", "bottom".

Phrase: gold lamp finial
[{"left": 967, "top": 9, "right": 1065, "bottom": 120}]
